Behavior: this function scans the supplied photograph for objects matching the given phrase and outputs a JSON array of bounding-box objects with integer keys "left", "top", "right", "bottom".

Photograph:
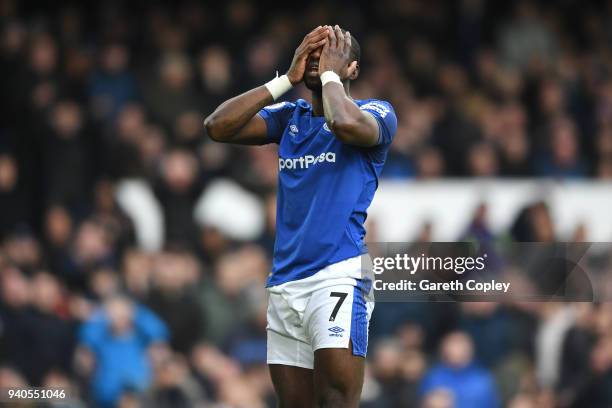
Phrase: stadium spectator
[
  {"left": 142, "top": 53, "right": 200, "bottom": 130},
  {"left": 76, "top": 296, "right": 169, "bottom": 407},
  {"left": 43, "top": 100, "right": 95, "bottom": 210},
  {"left": 25, "top": 271, "right": 75, "bottom": 384},
  {"left": 154, "top": 149, "right": 202, "bottom": 246},
  {"left": 89, "top": 43, "right": 139, "bottom": 125},
  {"left": 197, "top": 45, "right": 235, "bottom": 114},
  {"left": 145, "top": 249, "right": 205, "bottom": 354},
  {"left": 143, "top": 352, "right": 208, "bottom": 407},
  {"left": 0, "top": 267, "right": 35, "bottom": 379},
  {"left": 420, "top": 331, "right": 501, "bottom": 408},
  {"left": 198, "top": 245, "right": 268, "bottom": 345},
  {"left": 535, "top": 117, "right": 588, "bottom": 177}
]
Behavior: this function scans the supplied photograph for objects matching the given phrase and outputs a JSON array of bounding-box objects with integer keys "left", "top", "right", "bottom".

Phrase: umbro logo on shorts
[{"left": 328, "top": 326, "right": 344, "bottom": 337}]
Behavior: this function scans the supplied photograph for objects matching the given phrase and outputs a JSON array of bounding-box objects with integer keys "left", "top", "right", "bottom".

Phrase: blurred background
[{"left": 0, "top": 0, "right": 612, "bottom": 407}]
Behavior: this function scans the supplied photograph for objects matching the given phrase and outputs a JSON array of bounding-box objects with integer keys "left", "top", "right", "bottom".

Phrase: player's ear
[{"left": 348, "top": 61, "right": 359, "bottom": 80}]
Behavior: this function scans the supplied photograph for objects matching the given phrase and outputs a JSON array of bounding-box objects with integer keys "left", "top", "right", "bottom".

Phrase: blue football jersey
[{"left": 259, "top": 98, "right": 397, "bottom": 287}]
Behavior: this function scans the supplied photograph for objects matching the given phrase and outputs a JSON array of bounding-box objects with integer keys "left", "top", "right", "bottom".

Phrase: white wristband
[
  {"left": 320, "top": 71, "right": 342, "bottom": 86},
  {"left": 264, "top": 74, "right": 293, "bottom": 100}
]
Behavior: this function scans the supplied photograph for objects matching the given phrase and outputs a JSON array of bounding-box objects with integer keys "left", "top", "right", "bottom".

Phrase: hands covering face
[
  {"left": 286, "top": 25, "right": 328, "bottom": 85},
  {"left": 318, "top": 25, "right": 358, "bottom": 80},
  {"left": 286, "top": 25, "right": 357, "bottom": 85}
]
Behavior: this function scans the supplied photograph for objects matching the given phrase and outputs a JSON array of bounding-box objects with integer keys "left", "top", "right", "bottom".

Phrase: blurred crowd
[{"left": 1, "top": 0, "right": 612, "bottom": 407}]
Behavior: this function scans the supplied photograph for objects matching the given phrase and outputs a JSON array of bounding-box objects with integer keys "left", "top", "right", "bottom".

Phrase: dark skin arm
[
  {"left": 203, "top": 86, "right": 271, "bottom": 145},
  {"left": 319, "top": 25, "right": 380, "bottom": 147},
  {"left": 203, "top": 26, "right": 328, "bottom": 145}
]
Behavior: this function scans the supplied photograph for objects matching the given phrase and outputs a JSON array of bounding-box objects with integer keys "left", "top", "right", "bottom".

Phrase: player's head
[{"left": 304, "top": 28, "right": 360, "bottom": 92}]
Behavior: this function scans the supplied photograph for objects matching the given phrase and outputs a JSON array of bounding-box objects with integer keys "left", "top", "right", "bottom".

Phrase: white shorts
[{"left": 266, "top": 255, "right": 375, "bottom": 369}]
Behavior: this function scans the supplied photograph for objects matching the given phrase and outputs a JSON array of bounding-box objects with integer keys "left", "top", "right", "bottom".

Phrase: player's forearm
[
  {"left": 322, "top": 83, "right": 370, "bottom": 144},
  {"left": 203, "top": 86, "right": 272, "bottom": 142}
]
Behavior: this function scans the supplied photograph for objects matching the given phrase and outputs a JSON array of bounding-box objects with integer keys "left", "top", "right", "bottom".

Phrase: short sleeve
[
  {"left": 258, "top": 101, "right": 296, "bottom": 144},
  {"left": 359, "top": 100, "right": 397, "bottom": 146}
]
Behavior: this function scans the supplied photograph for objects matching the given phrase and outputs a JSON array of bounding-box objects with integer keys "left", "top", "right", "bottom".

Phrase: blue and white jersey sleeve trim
[{"left": 359, "top": 100, "right": 397, "bottom": 146}]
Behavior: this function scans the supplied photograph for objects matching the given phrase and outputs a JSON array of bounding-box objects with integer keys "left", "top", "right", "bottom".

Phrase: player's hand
[
  {"left": 286, "top": 26, "right": 329, "bottom": 85},
  {"left": 319, "top": 25, "right": 358, "bottom": 80}
]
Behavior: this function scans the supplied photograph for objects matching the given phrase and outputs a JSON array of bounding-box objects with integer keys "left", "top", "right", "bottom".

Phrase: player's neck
[
  {"left": 311, "top": 82, "right": 351, "bottom": 117},
  {"left": 311, "top": 92, "right": 324, "bottom": 116}
]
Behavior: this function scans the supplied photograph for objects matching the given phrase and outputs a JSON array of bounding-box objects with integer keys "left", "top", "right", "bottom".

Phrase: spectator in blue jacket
[
  {"left": 76, "top": 295, "right": 169, "bottom": 407},
  {"left": 420, "top": 331, "right": 500, "bottom": 408}
]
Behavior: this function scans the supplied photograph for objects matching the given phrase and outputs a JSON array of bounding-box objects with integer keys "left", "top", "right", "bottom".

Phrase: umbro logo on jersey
[
  {"left": 289, "top": 124, "right": 299, "bottom": 136},
  {"left": 328, "top": 326, "right": 344, "bottom": 337},
  {"left": 279, "top": 152, "right": 336, "bottom": 171}
]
